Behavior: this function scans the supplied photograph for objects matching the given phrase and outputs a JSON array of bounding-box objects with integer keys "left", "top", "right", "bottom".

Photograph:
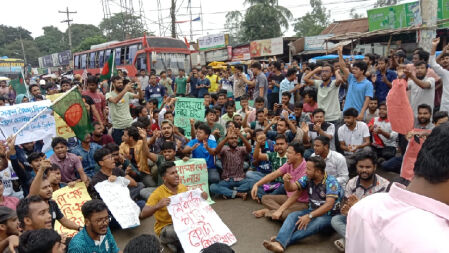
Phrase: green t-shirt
[
  {"left": 175, "top": 77, "right": 187, "bottom": 95},
  {"left": 105, "top": 91, "right": 134, "bottom": 129}
]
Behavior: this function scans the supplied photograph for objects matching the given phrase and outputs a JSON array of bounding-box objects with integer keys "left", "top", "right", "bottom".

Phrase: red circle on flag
[{"left": 64, "top": 103, "right": 83, "bottom": 127}]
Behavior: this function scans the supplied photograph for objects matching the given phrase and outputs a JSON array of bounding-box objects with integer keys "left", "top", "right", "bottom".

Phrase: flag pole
[
  {"left": 11, "top": 85, "right": 78, "bottom": 138},
  {"left": 109, "top": 53, "right": 116, "bottom": 93},
  {"left": 22, "top": 68, "right": 30, "bottom": 98}
]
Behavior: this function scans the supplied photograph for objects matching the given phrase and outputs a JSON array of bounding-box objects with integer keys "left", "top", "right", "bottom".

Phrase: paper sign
[
  {"left": 0, "top": 100, "right": 56, "bottom": 145},
  {"left": 174, "top": 97, "right": 205, "bottom": 138},
  {"left": 175, "top": 159, "right": 214, "bottom": 204},
  {"left": 167, "top": 189, "right": 237, "bottom": 253},
  {"left": 94, "top": 178, "right": 140, "bottom": 229},
  {"left": 46, "top": 94, "right": 76, "bottom": 139},
  {"left": 53, "top": 182, "right": 91, "bottom": 237}
]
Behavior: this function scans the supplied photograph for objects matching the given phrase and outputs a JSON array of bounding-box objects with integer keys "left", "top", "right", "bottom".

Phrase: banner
[
  {"left": 231, "top": 46, "right": 251, "bottom": 61},
  {"left": 38, "top": 50, "right": 72, "bottom": 68},
  {"left": 205, "top": 48, "right": 231, "bottom": 62},
  {"left": 0, "top": 59, "right": 24, "bottom": 74},
  {"left": 175, "top": 159, "right": 214, "bottom": 204},
  {"left": 250, "top": 37, "right": 283, "bottom": 58},
  {"left": 304, "top": 34, "right": 335, "bottom": 51},
  {"left": 174, "top": 97, "right": 205, "bottom": 138},
  {"left": 53, "top": 182, "right": 91, "bottom": 237},
  {"left": 0, "top": 100, "right": 56, "bottom": 146},
  {"left": 198, "top": 34, "right": 228, "bottom": 51},
  {"left": 167, "top": 189, "right": 237, "bottom": 253},
  {"left": 46, "top": 94, "right": 76, "bottom": 139},
  {"left": 94, "top": 178, "right": 141, "bottom": 229}
]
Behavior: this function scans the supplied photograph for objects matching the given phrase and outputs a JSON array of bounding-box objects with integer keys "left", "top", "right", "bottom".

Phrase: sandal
[{"left": 334, "top": 239, "right": 345, "bottom": 252}]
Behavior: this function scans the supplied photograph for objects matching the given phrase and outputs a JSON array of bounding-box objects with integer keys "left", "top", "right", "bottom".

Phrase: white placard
[
  {"left": 94, "top": 178, "right": 140, "bottom": 229},
  {"left": 198, "top": 34, "right": 226, "bottom": 51},
  {"left": 0, "top": 100, "right": 56, "bottom": 146},
  {"left": 167, "top": 189, "right": 236, "bottom": 253}
]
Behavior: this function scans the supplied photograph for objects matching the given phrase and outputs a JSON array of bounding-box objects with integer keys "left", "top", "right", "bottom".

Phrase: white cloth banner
[
  {"left": 167, "top": 189, "right": 237, "bottom": 252},
  {"left": 94, "top": 178, "right": 140, "bottom": 229},
  {"left": 0, "top": 100, "right": 56, "bottom": 150}
]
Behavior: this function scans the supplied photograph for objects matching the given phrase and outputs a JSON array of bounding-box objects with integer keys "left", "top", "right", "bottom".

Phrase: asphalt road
[{"left": 113, "top": 170, "right": 399, "bottom": 252}]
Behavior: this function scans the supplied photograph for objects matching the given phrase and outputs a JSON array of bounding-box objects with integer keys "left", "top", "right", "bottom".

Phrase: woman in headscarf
[{"left": 15, "top": 94, "right": 29, "bottom": 104}]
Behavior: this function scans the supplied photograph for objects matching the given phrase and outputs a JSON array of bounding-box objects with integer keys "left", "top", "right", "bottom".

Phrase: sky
[{"left": 0, "top": 0, "right": 414, "bottom": 40}]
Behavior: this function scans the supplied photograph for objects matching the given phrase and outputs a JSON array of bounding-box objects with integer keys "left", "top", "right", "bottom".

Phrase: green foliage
[
  {"left": 293, "top": 0, "right": 330, "bottom": 37},
  {"left": 35, "top": 26, "right": 68, "bottom": 55},
  {"left": 350, "top": 8, "right": 365, "bottom": 19},
  {"left": 67, "top": 24, "right": 103, "bottom": 49},
  {"left": 374, "top": 0, "right": 398, "bottom": 8},
  {"left": 74, "top": 35, "right": 108, "bottom": 52},
  {"left": 224, "top": 11, "right": 244, "bottom": 45},
  {"left": 0, "top": 39, "right": 41, "bottom": 66},
  {"left": 99, "top": 13, "right": 146, "bottom": 41},
  {"left": 0, "top": 25, "right": 32, "bottom": 48},
  {"left": 238, "top": 0, "right": 292, "bottom": 42}
]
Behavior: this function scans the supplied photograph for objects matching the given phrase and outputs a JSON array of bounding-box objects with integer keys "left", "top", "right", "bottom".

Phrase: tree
[
  {"left": 99, "top": 13, "right": 146, "bottom": 41},
  {"left": 67, "top": 24, "right": 103, "bottom": 50},
  {"left": 293, "top": 0, "right": 330, "bottom": 37},
  {"left": 35, "top": 26, "right": 68, "bottom": 55},
  {"left": 374, "top": 0, "right": 398, "bottom": 8},
  {"left": 224, "top": 11, "right": 244, "bottom": 45},
  {"left": 350, "top": 8, "right": 365, "bottom": 19},
  {"left": 240, "top": 0, "right": 293, "bottom": 41},
  {"left": 74, "top": 36, "right": 108, "bottom": 52},
  {"left": 0, "top": 39, "right": 41, "bottom": 66},
  {"left": 0, "top": 25, "right": 32, "bottom": 48}
]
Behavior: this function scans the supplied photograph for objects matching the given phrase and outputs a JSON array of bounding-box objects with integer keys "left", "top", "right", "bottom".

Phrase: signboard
[
  {"left": 304, "top": 34, "right": 335, "bottom": 51},
  {"left": 46, "top": 94, "right": 76, "bottom": 139},
  {"left": 175, "top": 159, "right": 214, "bottom": 204},
  {"left": 0, "top": 59, "right": 24, "bottom": 74},
  {"left": 167, "top": 189, "right": 237, "bottom": 253},
  {"left": 53, "top": 182, "right": 91, "bottom": 237},
  {"left": 95, "top": 178, "right": 141, "bottom": 229},
  {"left": 250, "top": 37, "right": 283, "bottom": 58},
  {"left": 367, "top": 0, "right": 449, "bottom": 31},
  {"left": 231, "top": 46, "right": 251, "bottom": 61},
  {"left": 205, "top": 48, "right": 231, "bottom": 62},
  {"left": 0, "top": 100, "right": 56, "bottom": 146},
  {"left": 174, "top": 97, "right": 205, "bottom": 138},
  {"left": 38, "top": 50, "right": 72, "bottom": 68},
  {"left": 198, "top": 34, "right": 229, "bottom": 51}
]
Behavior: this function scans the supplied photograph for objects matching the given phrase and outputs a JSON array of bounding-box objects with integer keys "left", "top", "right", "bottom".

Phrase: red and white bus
[{"left": 73, "top": 36, "right": 191, "bottom": 77}]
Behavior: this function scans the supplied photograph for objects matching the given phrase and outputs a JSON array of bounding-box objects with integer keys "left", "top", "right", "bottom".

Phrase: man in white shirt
[
  {"left": 367, "top": 102, "right": 398, "bottom": 161},
  {"left": 338, "top": 108, "right": 371, "bottom": 177},
  {"left": 430, "top": 37, "right": 449, "bottom": 112},
  {"left": 405, "top": 61, "right": 435, "bottom": 116}
]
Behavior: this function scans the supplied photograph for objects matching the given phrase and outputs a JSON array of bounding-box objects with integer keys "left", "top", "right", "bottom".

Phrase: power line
[{"left": 59, "top": 7, "right": 77, "bottom": 51}]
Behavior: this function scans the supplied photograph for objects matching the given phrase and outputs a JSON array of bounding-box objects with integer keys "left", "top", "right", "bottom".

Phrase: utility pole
[
  {"left": 59, "top": 7, "right": 77, "bottom": 52},
  {"left": 188, "top": 0, "right": 193, "bottom": 41},
  {"left": 418, "top": 0, "right": 438, "bottom": 52},
  {"left": 170, "top": 0, "right": 176, "bottom": 38},
  {"left": 18, "top": 27, "right": 27, "bottom": 67}
]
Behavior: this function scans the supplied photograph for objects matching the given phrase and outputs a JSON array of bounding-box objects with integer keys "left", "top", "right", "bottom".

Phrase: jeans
[
  {"left": 304, "top": 148, "right": 314, "bottom": 159},
  {"left": 261, "top": 195, "right": 308, "bottom": 220},
  {"left": 381, "top": 156, "right": 403, "bottom": 173},
  {"left": 275, "top": 210, "right": 333, "bottom": 248},
  {"left": 111, "top": 128, "right": 124, "bottom": 145},
  {"left": 331, "top": 214, "right": 347, "bottom": 238},
  {"left": 208, "top": 168, "right": 220, "bottom": 184},
  {"left": 210, "top": 178, "right": 252, "bottom": 198},
  {"left": 246, "top": 171, "right": 285, "bottom": 199}
]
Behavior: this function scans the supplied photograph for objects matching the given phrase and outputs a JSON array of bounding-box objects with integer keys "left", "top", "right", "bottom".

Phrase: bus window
[
  {"left": 89, "top": 52, "right": 96, "bottom": 68},
  {"left": 127, "top": 45, "right": 138, "bottom": 65},
  {"left": 120, "top": 47, "right": 126, "bottom": 65},
  {"left": 152, "top": 53, "right": 188, "bottom": 75},
  {"left": 80, "top": 54, "right": 87, "bottom": 69},
  {"left": 135, "top": 53, "right": 147, "bottom": 72},
  {"left": 105, "top": 49, "right": 111, "bottom": 61},
  {"left": 98, "top": 50, "right": 104, "bottom": 67},
  {"left": 115, "top": 48, "right": 121, "bottom": 66},
  {"left": 74, "top": 55, "right": 79, "bottom": 69}
]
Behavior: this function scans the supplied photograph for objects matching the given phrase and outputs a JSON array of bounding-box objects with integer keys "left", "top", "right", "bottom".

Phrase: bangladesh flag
[
  {"left": 99, "top": 53, "right": 117, "bottom": 81},
  {"left": 51, "top": 88, "right": 93, "bottom": 141},
  {"left": 9, "top": 71, "right": 27, "bottom": 95}
]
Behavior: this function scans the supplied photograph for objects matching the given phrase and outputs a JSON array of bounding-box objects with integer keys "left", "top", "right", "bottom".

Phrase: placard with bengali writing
[
  {"left": 175, "top": 159, "right": 214, "bottom": 204},
  {"left": 174, "top": 97, "right": 205, "bottom": 138},
  {"left": 53, "top": 182, "right": 91, "bottom": 237},
  {"left": 167, "top": 189, "right": 237, "bottom": 253}
]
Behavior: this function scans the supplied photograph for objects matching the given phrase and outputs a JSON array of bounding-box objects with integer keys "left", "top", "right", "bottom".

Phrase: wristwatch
[{"left": 308, "top": 213, "right": 313, "bottom": 219}]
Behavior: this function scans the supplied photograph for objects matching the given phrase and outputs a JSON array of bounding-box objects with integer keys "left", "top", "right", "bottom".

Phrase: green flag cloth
[
  {"left": 51, "top": 88, "right": 93, "bottom": 141},
  {"left": 9, "top": 72, "right": 27, "bottom": 95},
  {"left": 99, "top": 53, "right": 117, "bottom": 81}
]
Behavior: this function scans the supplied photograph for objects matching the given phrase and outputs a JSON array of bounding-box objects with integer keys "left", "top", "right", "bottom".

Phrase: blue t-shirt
[
  {"left": 187, "top": 139, "right": 217, "bottom": 169},
  {"left": 197, "top": 78, "right": 211, "bottom": 97},
  {"left": 374, "top": 70, "right": 397, "bottom": 102},
  {"left": 145, "top": 84, "right": 165, "bottom": 101},
  {"left": 68, "top": 227, "right": 119, "bottom": 253},
  {"left": 297, "top": 173, "right": 341, "bottom": 214},
  {"left": 343, "top": 73, "right": 374, "bottom": 113}
]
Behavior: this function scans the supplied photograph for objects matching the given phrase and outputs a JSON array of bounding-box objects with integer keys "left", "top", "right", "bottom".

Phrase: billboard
[
  {"left": 205, "top": 48, "right": 231, "bottom": 62},
  {"left": 304, "top": 34, "right": 335, "bottom": 51},
  {"left": 249, "top": 37, "right": 283, "bottom": 58},
  {"left": 38, "top": 50, "right": 72, "bottom": 68},
  {"left": 198, "top": 34, "right": 229, "bottom": 51},
  {"left": 231, "top": 45, "right": 251, "bottom": 61},
  {"left": 0, "top": 58, "right": 24, "bottom": 74}
]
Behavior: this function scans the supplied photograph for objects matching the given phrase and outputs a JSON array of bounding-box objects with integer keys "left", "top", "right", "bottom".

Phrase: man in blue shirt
[
  {"left": 183, "top": 123, "right": 220, "bottom": 184},
  {"left": 197, "top": 70, "right": 211, "bottom": 98},
  {"left": 68, "top": 199, "right": 120, "bottom": 253},
  {"left": 338, "top": 46, "right": 374, "bottom": 120},
  {"left": 263, "top": 156, "right": 341, "bottom": 252},
  {"left": 374, "top": 57, "right": 397, "bottom": 102},
  {"left": 71, "top": 133, "right": 102, "bottom": 177},
  {"left": 188, "top": 68, "right": 199, "bottom": 98},
  {"left": 145, "top": 74, "right": 165, "bottom": 104}
]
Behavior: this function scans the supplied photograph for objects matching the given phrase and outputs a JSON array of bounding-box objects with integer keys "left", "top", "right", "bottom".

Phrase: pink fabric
[
  {"left": 0, "top": 196, "right": 19, "bottom": 210},
  {"left": 400, "top": 129, "right": 431, "bottom": 181},
  {"left": 386, "top": 79, "right": 414, "bottom": 135},
  {"left": 346, "top": 183, "right": 449, "bottom": 253},
  {"left": 278, "top": 159, "right": 308, "bottom": 203}
]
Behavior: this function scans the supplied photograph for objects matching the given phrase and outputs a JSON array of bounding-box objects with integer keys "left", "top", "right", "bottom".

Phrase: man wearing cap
[{"left": 0, "top": 206, "right": 19, "bottom": 252}]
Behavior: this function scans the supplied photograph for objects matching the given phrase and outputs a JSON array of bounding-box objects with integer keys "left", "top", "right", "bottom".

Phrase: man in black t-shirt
[{"left": 268, "top": 62, "right": 285, "bottom": 110}]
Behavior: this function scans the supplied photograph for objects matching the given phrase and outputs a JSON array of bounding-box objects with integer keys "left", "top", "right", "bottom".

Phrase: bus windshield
[{"left": 151, "top": 53, "right": 190, "bottom": 75}]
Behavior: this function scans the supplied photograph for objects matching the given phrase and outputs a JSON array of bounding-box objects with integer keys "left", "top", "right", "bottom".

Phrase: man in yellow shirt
[
  {"left": 206, "top": 67, "right": 219, "bottom": 93},
  {"left": 140, "top": 161, "right": 207, "bottom": 252}
]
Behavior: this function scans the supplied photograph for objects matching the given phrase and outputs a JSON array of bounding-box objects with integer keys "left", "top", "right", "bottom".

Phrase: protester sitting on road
[
  {"left": 0, "top": 206, "right": 20, "bottom": 252},
  {"left": 16, "top": 196, "right": 52, "bottom": 232},
  {"left": 19, "top": 229, "right": 65, "bottom": 253},
  {"left": 71, "top": 133, "right": 102, "bottom": 178},
  {"left": 123, "top": 234, "right": 162, "bottom": 253},
  {"left": 201, "top": 242, "right": 235, "bottom": 253},
  {"left": 303, "top": 108, "right": 336, "bottom": 158},
  {"left": 91, "top": 122, "right": 114, "bottom": 146},
  {"left": 68, "top": 199, "right": 120, "bottom": 253}
]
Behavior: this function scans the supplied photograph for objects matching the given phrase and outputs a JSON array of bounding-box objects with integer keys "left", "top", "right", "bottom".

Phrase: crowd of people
[{"left": 0, "top": 37, "right": 448, "bottom": 253}]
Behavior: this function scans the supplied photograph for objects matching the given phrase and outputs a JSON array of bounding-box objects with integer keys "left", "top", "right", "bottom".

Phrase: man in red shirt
[{"left": 82, "top": 76, "right": 106, "bottom": 124}]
